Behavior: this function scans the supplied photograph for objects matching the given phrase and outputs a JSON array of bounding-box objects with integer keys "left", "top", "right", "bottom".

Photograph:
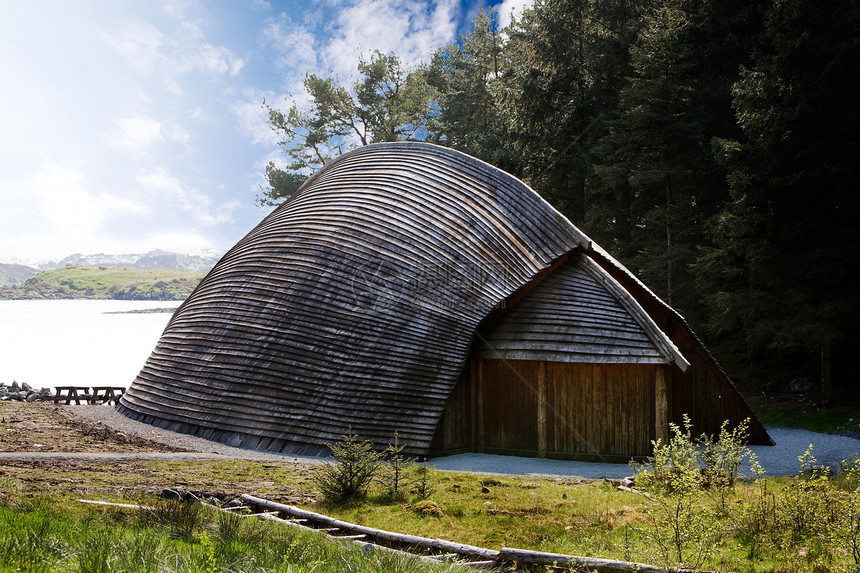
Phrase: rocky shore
[{"left": 0, "top": 381, "right": 54, "bottom": 402}]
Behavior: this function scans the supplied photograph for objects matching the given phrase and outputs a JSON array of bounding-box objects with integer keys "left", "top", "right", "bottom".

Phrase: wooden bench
[
  {"left": 53, "top": 386, "right": 92, "bottom": 405},
  {"left": 90, "top": 386, "right": 125, "bottom": 405}
]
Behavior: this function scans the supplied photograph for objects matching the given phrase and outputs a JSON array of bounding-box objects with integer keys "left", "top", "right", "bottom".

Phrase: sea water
[{"left": 0, "top": 299, "right": 180, "bottom": 390}]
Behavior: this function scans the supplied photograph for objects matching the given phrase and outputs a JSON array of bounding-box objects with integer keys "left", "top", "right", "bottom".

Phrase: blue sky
[{"left": 0, "top": 0, "right": 530, "bottom": 265}]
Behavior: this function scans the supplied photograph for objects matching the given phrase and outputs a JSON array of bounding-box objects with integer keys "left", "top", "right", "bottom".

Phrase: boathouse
[{"left": 118, "top": 142, "right": 771, "bottom": 460}]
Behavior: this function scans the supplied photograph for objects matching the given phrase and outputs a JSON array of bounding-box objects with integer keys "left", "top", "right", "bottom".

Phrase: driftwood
[
  {"left": 77, "top": 499, "right": 153, "bottom": 510},
  {"left": 249, "top": 507, "right": 445, "bottom": 563},
  {"left": 498, "top": 547, "right": 732, "bottom": 573},
  {"left": 240, "top": 494, "right": 499, "bottom": 561},
  {"left": 240, "top": 494, "right": 737, "bottom": 573},
  {"left": 616, "top": 484, "right": 655, "bottom": 500}
]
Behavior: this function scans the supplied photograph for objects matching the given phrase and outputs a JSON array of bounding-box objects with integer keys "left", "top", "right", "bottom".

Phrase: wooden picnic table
[
  {"left": 53, "top": 386, "right": 92, "bottom": 405},
  {"left": 53, "top": 386, "right": 126, "bottom": 405},
  {"left": 90, "top": 386, "right": 125, "bottom": 405}
]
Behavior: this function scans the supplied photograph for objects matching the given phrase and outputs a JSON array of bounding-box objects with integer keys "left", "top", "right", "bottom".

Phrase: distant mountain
[
  {"left": 41, "top": 249, "right": 223, "bottom": 274},
  {"left": 0, "top": 263, "right": 39, "bottom": 285}
]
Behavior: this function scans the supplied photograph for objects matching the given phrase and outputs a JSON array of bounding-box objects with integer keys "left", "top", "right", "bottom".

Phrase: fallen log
[
  {"left": 77, "top": 499, "right": 154, "bottom": 510},
  {"left": 254, "top": 510, "right": 441, "bottom": 563},
  {"left": 240, "top": 494, "right": 499, "bottom": 561},
  {"left": 498, "top": 547, "right": 732, "bottom": 573}
]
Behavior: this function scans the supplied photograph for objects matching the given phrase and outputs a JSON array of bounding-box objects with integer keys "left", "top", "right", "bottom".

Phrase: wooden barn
[{"left": 118, "top": 142, "right": 772, "bottom": 461}]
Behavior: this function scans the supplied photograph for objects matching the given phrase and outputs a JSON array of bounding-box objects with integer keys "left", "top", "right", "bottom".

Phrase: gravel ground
[
  {"left": 73, "top": 406, "right": 860, "bottom": 479},
  {"left": 431, "top": 426, "right": 860, "bottom": 479},
  {"left": 72, "top": 405, "right": 321, "bottom": 464}
]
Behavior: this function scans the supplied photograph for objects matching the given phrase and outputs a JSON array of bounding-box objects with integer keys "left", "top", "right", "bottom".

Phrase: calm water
[{"left": 0, "top": 300, "right": 180, "bottom": 390}]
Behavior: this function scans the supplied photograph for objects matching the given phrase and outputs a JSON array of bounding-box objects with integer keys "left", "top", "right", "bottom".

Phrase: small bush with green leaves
[{"left": 632, "top": 415, "right": 751, "bottom": 491}]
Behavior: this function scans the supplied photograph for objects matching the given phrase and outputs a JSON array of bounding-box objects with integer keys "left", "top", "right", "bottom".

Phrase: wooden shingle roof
[
  {"left": 474, "top": 253, "right": 690, "bottom": 368},
  {"left": 119, "top": 142, "right": 594, "bottom": 455}
]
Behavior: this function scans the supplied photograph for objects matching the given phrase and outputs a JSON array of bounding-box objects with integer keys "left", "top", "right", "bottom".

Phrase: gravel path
[
  {"left": 431, "top": 426, "right": 860, "bottom": 479},
  {"left": 72, "top": 405, "right": 321, "bottom": 464},
  {"left": 72, "top": 406, "right": 860, "bottom": 479}
]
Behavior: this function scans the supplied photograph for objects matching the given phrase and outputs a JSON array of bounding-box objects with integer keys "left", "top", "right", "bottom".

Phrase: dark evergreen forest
[{"left": 263, "top": 0, "right": 860, "bottom": 404}]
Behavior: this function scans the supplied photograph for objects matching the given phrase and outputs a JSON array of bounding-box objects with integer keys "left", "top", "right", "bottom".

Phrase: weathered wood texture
[
  {"left": 119, "top": 142, "right": 589, "bottom": 455},
  {"left": 473, "top": 257, "right": 683, "bottom": 366},
  {"left": 119, "top": 141, "right": 771, "bottom": 457},
  {"left": 432, "top": 359, "right": 658, "bottom": 461}
]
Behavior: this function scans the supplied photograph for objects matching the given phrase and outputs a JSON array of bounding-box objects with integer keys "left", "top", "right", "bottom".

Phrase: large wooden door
[
  {"left": 475, "top": 359, "right": 540, "bottom": 456},
  {"left": 546, "top": 362, "right": 656, "bottom": 460},
  {"left": 472, "top": 359, "right": 658, "bottom": 460}
]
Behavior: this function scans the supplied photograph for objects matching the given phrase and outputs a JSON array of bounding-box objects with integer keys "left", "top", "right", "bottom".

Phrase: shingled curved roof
[{"left": 118, "top": 142, "right": 690, "bottom": 455}]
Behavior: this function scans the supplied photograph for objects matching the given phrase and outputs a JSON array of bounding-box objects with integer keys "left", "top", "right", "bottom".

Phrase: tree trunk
[{"left": 821, "top": 341, "right": 833, "bottom": 407}]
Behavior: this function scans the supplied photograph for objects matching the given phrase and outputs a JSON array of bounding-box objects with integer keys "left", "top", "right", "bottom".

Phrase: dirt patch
[
  {"left": 0, "top": 402, "right": 185, "bottom": 453},
  {"left": 0, "top": 402, "right": 323, "bottom": 502}
]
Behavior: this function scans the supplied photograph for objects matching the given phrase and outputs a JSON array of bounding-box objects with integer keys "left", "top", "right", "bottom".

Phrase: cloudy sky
[{"left": 0, "top": 0, "right": 530, "bottom": 266}]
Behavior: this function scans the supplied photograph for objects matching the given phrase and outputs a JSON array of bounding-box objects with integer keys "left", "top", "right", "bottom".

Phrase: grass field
[
  {"left": 3, "top": 449, "right": 859, "bottom": 572},
  {"left": 0, "top": 265, "right": 203, "bottom": 300},
  {"left": 0, "top": 488, "right": 468, "bottom": 573}
]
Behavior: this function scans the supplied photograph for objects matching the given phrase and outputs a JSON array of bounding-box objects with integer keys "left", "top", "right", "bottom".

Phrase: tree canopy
[
  {"left": 261, "top": 0, "right": 860, "bottom": 403},
  {"left": 260, "top": 50, "right": 433, "bottom": 206}
]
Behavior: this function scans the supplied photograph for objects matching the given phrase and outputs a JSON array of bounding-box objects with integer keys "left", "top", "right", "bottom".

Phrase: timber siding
[
  {"left": 119, "top": 142, "right": 772, "bottom": 458},
  {"left": 473, "top": 256, "right": 686, "bottom": 366}
]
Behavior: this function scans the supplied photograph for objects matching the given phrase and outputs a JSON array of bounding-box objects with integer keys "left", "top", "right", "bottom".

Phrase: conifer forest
[{"left": 262, "top": 0, "right": 860, "bottom": 404}]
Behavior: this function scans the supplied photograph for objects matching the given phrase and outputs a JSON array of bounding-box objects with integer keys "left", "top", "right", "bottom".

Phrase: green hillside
[
  {"left": 0, "top": 263, "right": 39, "bottom": 285},
  {"left": 0, "top": 265, "right": 204, "bottom": 300}
]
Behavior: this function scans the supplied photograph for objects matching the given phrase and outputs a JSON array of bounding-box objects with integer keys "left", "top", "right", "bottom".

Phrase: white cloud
[
  {"left": 136, "top": 167, "right": 238, "bottom": 227},
  {"left": 108, "top": 115, "right": 164, "bottom": 152},
  {"left": 323, "top": 0, "right": 458, "bottom": 76},
  {"left": 234, "top": 89, "right": 281, "bottom": 146},
  {"left": 105, "top": 21, "right": 165, "bottom": 75},
  {"left": 138, "top": 230, "right": 218, "bottom": 254},
  {"left": 496, "top": 0, "right": 533, "bottom": 28},
  {"left": 262, "top": 14, "right": 318, "bottom": 72},
  {"left": 0, "top": 164, "right": 148, "bottom": 263},
  {"left": 249, "top": 0, "right": 272, "bottom": 11},
  {"left": 33, "top": 165, "right": 146, "bottom": 231},
  {"left": 178, "top": 42, "right": 246, "bottom": 76},
  {"left": 106, "top": 16, "right": 245, "bottom": 92}
]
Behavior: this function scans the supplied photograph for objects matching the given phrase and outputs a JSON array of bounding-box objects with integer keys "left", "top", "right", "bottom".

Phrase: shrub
[
  {"left": 702, "top": 418, "right": 750, "bottom": 488},
  {"left": 378, "top": 432, "right": 414, "bottom": 502},
  {"left": 632, "top": 414, "right": 699, "bottom": 490},
  {"left": 313, "top": 429, "right": 381, "bottom": 504},
  {"left": 411, "top": 459, "right": 435, "bottom": 501}
]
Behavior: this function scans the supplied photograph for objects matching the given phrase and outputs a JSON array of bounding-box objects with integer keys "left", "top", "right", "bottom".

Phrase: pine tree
[
  {"left": 423, "top": 8, "right": 508, "bottom": 166},
  {"left": 697, "top": 0, "right": 860, "bottom": 400},
  {"left": 598, "top": 0, "right": 713, "bottom": 317},
  {"left": 260, "top": 51, "right": 433, "bottom": 206}
]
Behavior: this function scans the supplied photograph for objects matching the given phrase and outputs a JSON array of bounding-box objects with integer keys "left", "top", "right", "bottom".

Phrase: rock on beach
[{"left": 0, "top": 381, "right": 53, "bottom": 402}]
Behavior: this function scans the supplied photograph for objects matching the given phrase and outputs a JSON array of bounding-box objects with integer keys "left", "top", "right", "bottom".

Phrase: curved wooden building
[{"left": 118, "top": 142, "right": 772, "bottom": 460}]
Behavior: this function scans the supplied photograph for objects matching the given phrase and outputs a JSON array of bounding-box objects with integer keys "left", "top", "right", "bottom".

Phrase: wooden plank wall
[
  {"left": 473, "top": 261, "right": 669, "bottom": 364},
  {"left": 668, "top": 320, "right": 774, "bottom": 444},
  {"left": 432, "top": 359, "right": 658, "bottom": 461}
]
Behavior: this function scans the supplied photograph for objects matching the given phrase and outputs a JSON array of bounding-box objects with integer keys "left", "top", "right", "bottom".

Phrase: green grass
[
  {"left": 0, "top": 490, "right": 468, "bottom": 573},
  {"left": 311, "top": 452, "right": 860, "bottom": 572},
  {"left": 0, "top": 265, "right": 204, "bottom": 300},
  {"left": 6, "top": 448, "right": 860, "bottom": 572}
]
